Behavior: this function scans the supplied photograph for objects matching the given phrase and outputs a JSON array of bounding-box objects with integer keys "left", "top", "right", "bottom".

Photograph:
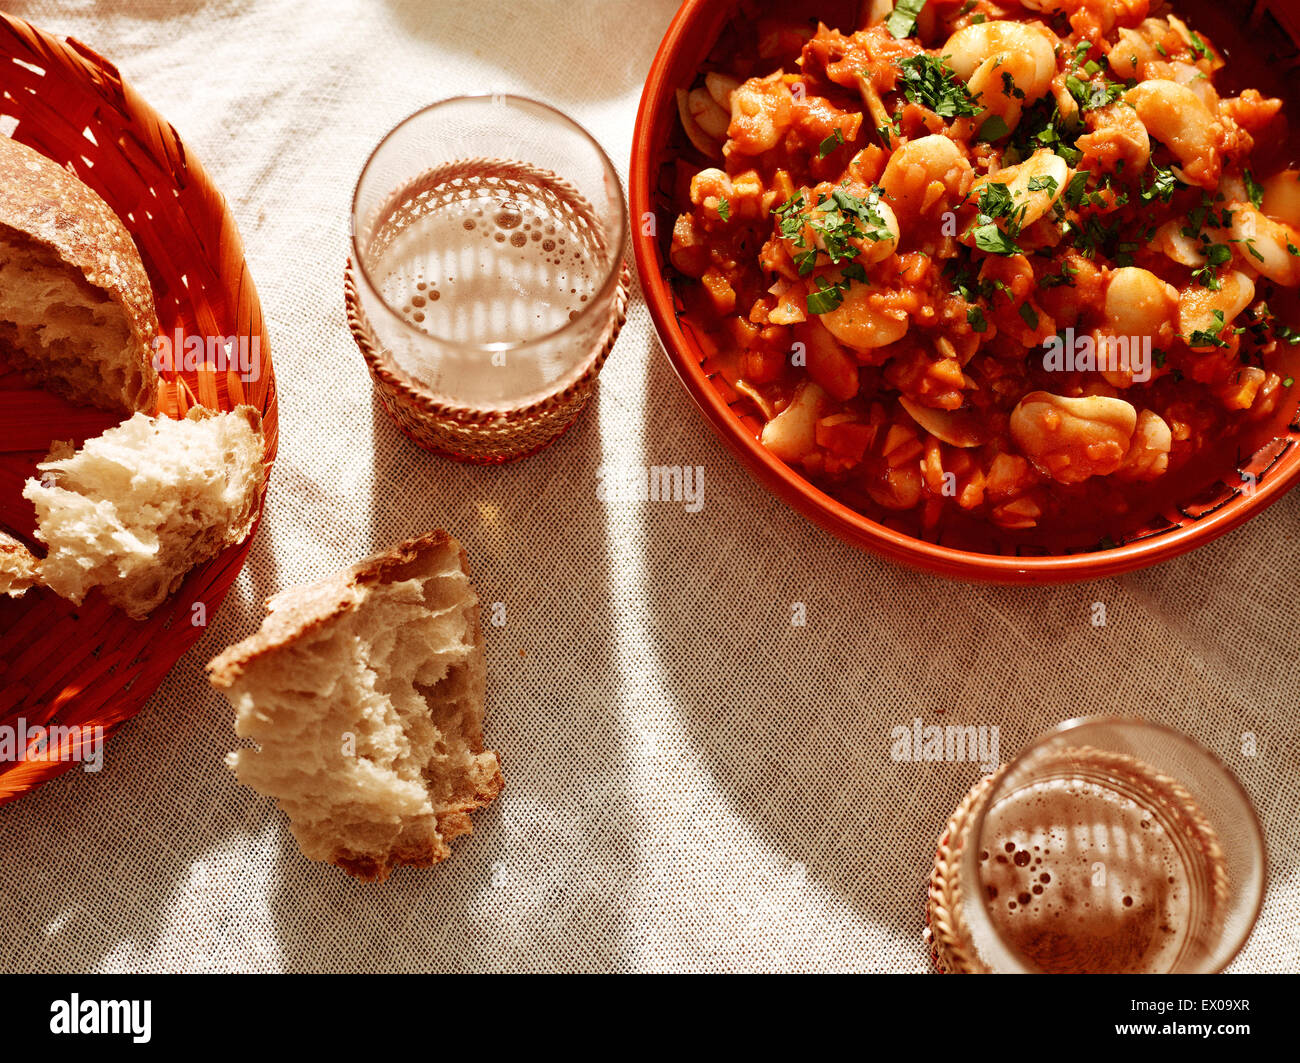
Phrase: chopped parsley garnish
[
  {"left": 1192, "top": 243, "right": 1232, "bottom": 289},
  {"left": 1063, "top": 170, "right": 1092, "bottom": 208},
  {"left": 1064, "top": 75, "right": 1089, "bottom": 109},
  {"left": 886, "top": 0, "right": 927, "bottom": 39},
  {"left": 717, "top": 197, "right": 730, "bottom": 222},
  {"left": 1273, "top": 320, "right": 1300, "bottom": 346},
  {"left": 1188, "top": 32, "right": 1209, "bottom": 61},
  {"left": 1039, "top": 261, "right": 1078, "bottom": 288},
  {"left": 1005, "top": 96, "right": 1084, "bottom": 167},
  {"left": 1065, "top": 73, "right": 1125, "bottom": 113},
  {"left": 774, "top": 184, "right": 891, "bottom": 315},
  {"left": 806, "top": 276, "right": 845, "bottom": 315},
  {"left": 1018, "top": 302, "right": 1040, "bottom": 330},
  {"left": 1244, "top": 170, "right": 1264, "bottom": 209},
  {"left": 966, "top": 180, "right": 1032, "bottom": 256},
  {"left": 967, "top": 305, "right": 988, "bottom": 333},
  {"left": 1141, "top": 161, "right": 1179, "bottom": 204},
  {"left": 972, "top": 222, "right": 1020, "bottom": 255},
  {"left": 978, "top": 114, "right": 1011, "bottom": 142},
  {"left": 977, "top": 182, "right": 1017, "bottom": 220},
  {"left": 898, "top": 54, "right": 982, "bottom": 118},
  {"left": 818, "top": 128, "right": 845, "bottom": 159},
  {"left": 1066, "top": 215, "right": 1126, "bottom": 259},
  {"left": 776, "top": 192, "right": 808, "bottom": 240},
  {"left": 1188, "top": 309, "right": 1229, "bottom": 348}
]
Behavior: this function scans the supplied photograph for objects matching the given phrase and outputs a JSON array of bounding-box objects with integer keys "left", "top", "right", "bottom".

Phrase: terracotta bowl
[{"left": 629, "top": 0, "right": 1300, "bottom": 583}]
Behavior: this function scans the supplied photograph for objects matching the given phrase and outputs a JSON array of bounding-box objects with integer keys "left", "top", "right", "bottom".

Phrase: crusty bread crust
[
  {"left": 0, "top": 134, "right": 159, "bottom": 412},
  {"left": 208, "top": 530, "right": 458, "bottom": 688},
  {"left": 209, "top": 531, "right": 504, "bottom": 882},
  {"left": 0, "top": 529, "right": 39, "bottom": 597}
]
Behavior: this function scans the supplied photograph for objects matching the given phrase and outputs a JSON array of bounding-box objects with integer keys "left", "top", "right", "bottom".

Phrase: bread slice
[
  {"left": 22, "top": 406, "right": 265, "bottom": 619},
  {"left": 0, "top": 530, "right": 38, "bottom": 598},
  {"left": 0, "top": 134, "right": 160, "bottom": 413},
  {"left": 208, "top": 532, "right": 504, "bottom": 883}
]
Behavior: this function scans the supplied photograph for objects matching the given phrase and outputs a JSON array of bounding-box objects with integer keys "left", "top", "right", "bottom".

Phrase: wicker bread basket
[{"left": 0, "top": 14, "right": 277, "bottom": 804}]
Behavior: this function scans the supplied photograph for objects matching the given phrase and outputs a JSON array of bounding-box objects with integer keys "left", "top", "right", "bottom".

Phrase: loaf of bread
[
  {"left": 208, "top": 531, "right": 504, "bottom": 883},
  {"left": 0, "top": 134, "right": 160, "bottom": 413},
  {"left": 22, "top": 406, "right": 265, "bottom": 619},
  {"left": 0, "top": 530, "right": 38, "bottom": 598}
]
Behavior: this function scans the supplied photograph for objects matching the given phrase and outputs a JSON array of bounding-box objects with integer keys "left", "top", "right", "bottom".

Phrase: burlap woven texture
[{"left": 0, "top": 0, "right": 1296, "bottom": 973}]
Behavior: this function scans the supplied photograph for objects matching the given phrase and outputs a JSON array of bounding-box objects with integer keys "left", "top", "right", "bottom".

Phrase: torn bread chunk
[
  {"left": 207, "top": 532, "right": 503, "bottom": 883},
  {"left": 22, "top": 406, "right": 265, "bottom": 619},
  {"left": 0, "top": 134, "right": 160, "bottom": 413},
  {"left": 0, "top": 530, "right": 38, "bottom": 598}
]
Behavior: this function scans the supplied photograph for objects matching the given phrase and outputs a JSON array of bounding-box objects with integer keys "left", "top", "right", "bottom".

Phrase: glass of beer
[
  {"left": 347, "top": 95, "right": 629, "bottom": 463},
  {"left": 939, "top": 718, "right": 1264, "bottom": 973}
]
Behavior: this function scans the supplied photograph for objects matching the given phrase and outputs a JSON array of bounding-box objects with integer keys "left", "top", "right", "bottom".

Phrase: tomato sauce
[{"left": 668, "top": 0, "right": 1300, "bottom": 555}]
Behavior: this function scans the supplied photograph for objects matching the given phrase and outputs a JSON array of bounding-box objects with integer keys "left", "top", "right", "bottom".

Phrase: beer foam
[{"left": 977, "top": 776, "right": 1199, "bottom": 973}]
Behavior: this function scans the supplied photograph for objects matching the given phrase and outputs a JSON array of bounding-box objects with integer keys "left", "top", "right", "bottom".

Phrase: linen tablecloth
[{"left": 0, "top": 0, "right": 1296, "bottom": 974}]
